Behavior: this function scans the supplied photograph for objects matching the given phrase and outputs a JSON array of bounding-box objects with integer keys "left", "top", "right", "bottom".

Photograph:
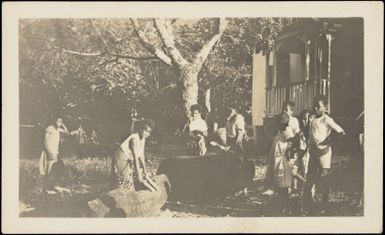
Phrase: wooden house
[{"left": 252, "top": 18, "right": 364, "bottom": 153}]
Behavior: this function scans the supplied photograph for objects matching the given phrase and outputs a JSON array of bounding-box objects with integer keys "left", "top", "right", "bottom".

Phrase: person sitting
[
  {"left": 210, "top": 105, "right": 248, "bottom": 163},
  {"left": 184, "top": 104, "right": 208, "bottom": 156},
  {"left": 208, "top": 106, "right": 230, "bottom": 152}
]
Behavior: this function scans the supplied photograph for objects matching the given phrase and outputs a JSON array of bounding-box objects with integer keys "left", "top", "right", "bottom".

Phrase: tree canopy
[{"left": 19, "top": 18, "right": 290, "bottom": 144}]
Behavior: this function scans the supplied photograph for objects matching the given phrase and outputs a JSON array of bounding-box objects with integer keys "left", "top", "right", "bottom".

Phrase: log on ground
[{"left": 87, "top": 174, "right": 170, "bottom": 217}]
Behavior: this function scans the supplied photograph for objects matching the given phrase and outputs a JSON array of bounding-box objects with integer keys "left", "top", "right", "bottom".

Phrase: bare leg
[
  {"left": 210, "top": 141, "right": 230, "bottom": 151},
  {"left": 319, "top": 168, "right": 330, "bottom": 205},
  {"left": 277, "top": 187, "right": 289, "bottom": 214},
  {"left": 303, "top": 164, "right": 317, "bottom": 214},
  {"left": 292, "top": 172, "right": 306, "bottom": 183},
  {"left": 142, "top": 176, "right": 160, "bottom": 192}
]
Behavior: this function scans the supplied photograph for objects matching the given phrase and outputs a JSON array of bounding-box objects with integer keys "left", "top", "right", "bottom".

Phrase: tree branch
[
  {"left": 90, "top": 19, "right": 110, "bottom": 52},
  {"left": 153, "top": 18, "right": 189, "bottom": 66},
  {"left": 107, "top": 52, "right": 158, "bottom": 61},
  {"left": 60, "top": 48, "right": 158, "bottom": 61},
  {"left": 193, "top": 18, "right": 228, "bottom": 68},
  {"left": 61, "top": 49, "right": 103, "bottom": 57},
  {"left": 90, "top": 19, "right": 159, "bottom": 61},
  {"left": 130, "top": 18, "right": 172, "bottom": 66}
]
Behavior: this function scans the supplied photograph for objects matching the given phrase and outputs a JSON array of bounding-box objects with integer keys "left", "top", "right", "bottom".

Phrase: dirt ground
[{"left": 19, "top": 144, "right": 364, "bottom": 218}]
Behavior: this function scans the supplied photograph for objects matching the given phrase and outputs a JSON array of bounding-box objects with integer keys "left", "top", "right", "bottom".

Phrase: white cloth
[
  {"left": 226, "top": 114, "right": 245, "bottom": 138},
  {"left": 309, "top": 114, "right": 344, "bottom": 145},
  {"left": 120, "top": 133, "right": 145, "bottom": 161},
  {"left": 39, "top": 150, "right": 57, "bottom": 176},
  {"left": 265, "top": 133, "right": 293, "bottom": 188},
  {"left": 288, "top": 116, "right": 300, "bottom": 135},
  {"left": 189, "top": 118, "right": 208, "bottom": 133},
  {"left": 308, "top": 114, "right": 344, "bottom": 169},
  {"left": 44, "top": 125, "right": 61, "bottom": 156},
  {"left": 272, "top": 134, "right": 291, "bottom": 159}
]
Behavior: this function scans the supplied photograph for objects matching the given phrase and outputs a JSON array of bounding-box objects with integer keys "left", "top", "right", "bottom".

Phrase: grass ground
[{"left": 19, "top": 143, "right": 364, "bottom": 217}]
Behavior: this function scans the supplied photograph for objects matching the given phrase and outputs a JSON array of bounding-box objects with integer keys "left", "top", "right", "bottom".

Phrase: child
[
  {"left": 281, "top": 101, "right": 301, "bottom": 136},
  {"left": 304, "top": 96, "right": 345, "bottom": 213},
  {"left": 290, "top": 110, "right": 313, "bottom": 191},
  {"left": 280, "top": 101, "right": 301, "bottom": 175},
  {"left": 265, "top": 122, "right": 295, "bottom": 213},
  {"left": 263, "top": 104, "right": 302, "bottom": 198},
  {"left": 185, "top": 104, "right": 208, "bottom": 156}
]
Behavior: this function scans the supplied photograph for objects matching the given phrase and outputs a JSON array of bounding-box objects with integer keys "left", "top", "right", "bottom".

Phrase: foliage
[
  {"left": 19, "top": 18, "right": 290, "bottom": 143},
  {"left": 198, "top": 18, "right": 289, "bottom": 121}
]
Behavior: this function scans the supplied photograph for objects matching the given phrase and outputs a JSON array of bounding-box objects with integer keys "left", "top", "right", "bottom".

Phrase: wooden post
[
  {"left": 252, "top": 51, "right": 267, "bottom": 147},
  {"left": 326, "top": 34, "right": 332, "bottom": 113}
]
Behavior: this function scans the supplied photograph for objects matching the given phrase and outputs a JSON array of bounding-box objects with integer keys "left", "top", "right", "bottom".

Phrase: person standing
[
  {"left": 39, "top": 116, "right": 70, "bottom": 194},
  {"left": 71, "top": 124, "right": 87, "bottom": 145},
  {"left": 110, "top": 119, "right": 159, "bottom": 192},
  {"left": 281, "top": 101, "right": 301, "bottom": 136},
  {"left": 291, "top": 110, "right": 313, "bottom": 191},
  {"left": 264, "top": 122, "right": 295, "bottom": 214},
  {"left": 303, "top": 96, "right": 345, "bottom": 214}
]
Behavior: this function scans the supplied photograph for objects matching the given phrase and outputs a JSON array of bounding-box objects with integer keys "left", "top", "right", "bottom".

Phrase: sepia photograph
[{"left": 2, "top": 2, "right": 383, "bottom": 233}]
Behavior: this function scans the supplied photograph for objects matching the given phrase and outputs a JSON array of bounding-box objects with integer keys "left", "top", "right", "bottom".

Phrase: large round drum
[{"left": 156, "top": 154, "right": 255, "bottom": 204}]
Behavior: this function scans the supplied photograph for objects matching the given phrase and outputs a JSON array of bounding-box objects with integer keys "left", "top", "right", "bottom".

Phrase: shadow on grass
[{"left": 20, "top": 192, "right": 96, "bottom": 217}]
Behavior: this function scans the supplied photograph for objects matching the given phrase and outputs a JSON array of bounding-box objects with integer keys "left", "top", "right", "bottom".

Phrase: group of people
[
  {"left": 38, "top": 116, "right": 159, "bottom": 194},
  {"left": 38, "top": 104, "right": 250, "bottom": 195},
  {"left": 184, "top": 104, "right": 249, "bottom": 162},
  {"left": 264, "top": 95, "right": 347, "bottom": 215},
  {"left": 38, "top": 96, "right": 362, "bottom": 216}
]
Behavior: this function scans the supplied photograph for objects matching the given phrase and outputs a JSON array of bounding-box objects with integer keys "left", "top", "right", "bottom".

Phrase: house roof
[{"left": 276, "top": 18, "right": 361, "bottom": 41}]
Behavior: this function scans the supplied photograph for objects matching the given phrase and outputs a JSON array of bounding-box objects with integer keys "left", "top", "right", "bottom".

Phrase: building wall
[{"left": 252, "top": 19, "right": 364, "bottom": 155}]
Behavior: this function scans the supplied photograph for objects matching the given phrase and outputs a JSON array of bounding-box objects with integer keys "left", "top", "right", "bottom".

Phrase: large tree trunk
[{"left": 180, "top": 67, "right": 199, "bottom": 118}]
